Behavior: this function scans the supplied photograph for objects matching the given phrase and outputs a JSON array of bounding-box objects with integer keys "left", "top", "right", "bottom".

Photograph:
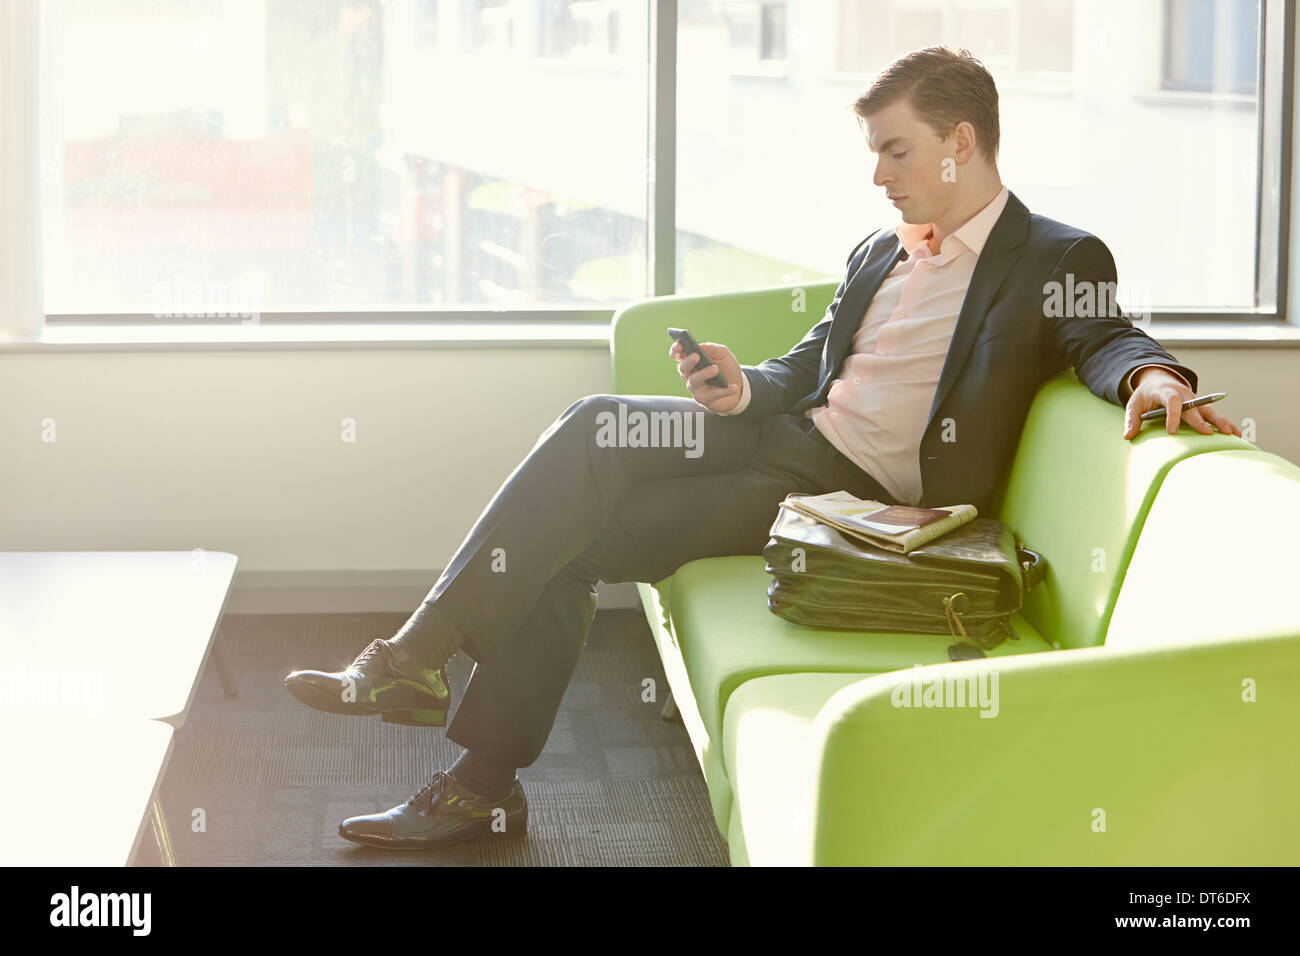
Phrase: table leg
[
  {"left": 149, "top": 799, "right": 176, "bottom": 867},
  {"left": 660, "top": 691, "right": 680, "bottom": 722},
  {"left": 212, "top": 644, "right": 239, "bottom": 697}
]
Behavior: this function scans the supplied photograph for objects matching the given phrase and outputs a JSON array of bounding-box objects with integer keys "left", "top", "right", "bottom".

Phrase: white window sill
[
  {"left": 0, "top": 320, "right": 614, "bottom": 352},
  {"left": 1, "top": 319, "right": 1299, "bottom": 352},
  {"left": 1135, "top": 320, "right": 1300, "bottom": 346}
]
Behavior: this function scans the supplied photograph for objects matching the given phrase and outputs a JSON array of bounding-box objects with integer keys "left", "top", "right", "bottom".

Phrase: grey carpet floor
[{"left": 158, "top": 609, "right": 730, "bottom": 866}]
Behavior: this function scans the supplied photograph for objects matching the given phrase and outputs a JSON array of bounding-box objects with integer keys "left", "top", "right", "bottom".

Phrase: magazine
[{"left": 779, "top": 490, "right": 977, "bottom": 554}]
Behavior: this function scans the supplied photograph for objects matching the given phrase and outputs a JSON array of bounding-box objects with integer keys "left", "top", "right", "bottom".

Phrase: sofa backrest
[
  {"left": 611, "top": 281, "right": 839, "bottom": 394},
  {"left": 995, "top": 373, "right": 1250, "bottom": 649}
]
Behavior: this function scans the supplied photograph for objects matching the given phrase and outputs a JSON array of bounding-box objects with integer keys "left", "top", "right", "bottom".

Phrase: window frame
[{"left": 40, "top": 0, "right": 1295, "bottom": 330}]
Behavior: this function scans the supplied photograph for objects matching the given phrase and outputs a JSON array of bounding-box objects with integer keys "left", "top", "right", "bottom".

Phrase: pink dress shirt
[{"left": 726, "top": 186, "right": 1189, "bottom": 505}]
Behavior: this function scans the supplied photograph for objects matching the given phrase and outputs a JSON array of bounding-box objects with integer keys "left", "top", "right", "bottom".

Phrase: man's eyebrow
[{"left": 869, "top": 136, "right": 909, "bottom": 154}]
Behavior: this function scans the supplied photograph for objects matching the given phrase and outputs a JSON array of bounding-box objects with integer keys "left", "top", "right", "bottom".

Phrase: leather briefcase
[{"left": 762, "top": 505, "right": 1045, "bottom": 653}]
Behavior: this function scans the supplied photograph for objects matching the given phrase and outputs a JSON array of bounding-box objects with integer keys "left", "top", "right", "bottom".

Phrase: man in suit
[{"left": 285, "top": 46, "right": 1242, "bottom": 850}]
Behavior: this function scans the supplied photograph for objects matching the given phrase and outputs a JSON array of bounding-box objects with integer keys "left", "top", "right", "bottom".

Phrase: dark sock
[
  {"left": 449, "top": 750, "right": 516, "bottom": 796},
  {"left": 387, "top": 600, "right": 464, "bottom": 672}
]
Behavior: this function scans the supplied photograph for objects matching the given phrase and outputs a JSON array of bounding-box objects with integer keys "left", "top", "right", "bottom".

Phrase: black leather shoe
[
  {"left": 339, "top": 771, "right": 528, "bottom": 850},
  {"left": 284, "top": 638, "right": 451, "bottom": 726}
]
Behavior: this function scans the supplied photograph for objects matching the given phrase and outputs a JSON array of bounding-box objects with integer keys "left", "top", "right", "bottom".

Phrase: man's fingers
[
  {"left": 700, "top": 342, "right": 734, "bottom": 367},
  {"left": 1182, "top": 406, "right": 1216, "bottom": 435},
  {"left": 695, "top": 384, "right": 732, "bottom": 400},
  {"left": 685, "top": 363, "right": 721, "bottom": 390},
  {"left": 1200, "top": 407, "right": 1240, "bottom": 436},
  {"left": 1122, "top": 398, "right": 1142, "bottom": 440},
  {"left": 1165, "top": 395, "right": 1184, "bottom": 434},
  {"left": 692, "top": 383, "right": 739, "bottom": 409}
]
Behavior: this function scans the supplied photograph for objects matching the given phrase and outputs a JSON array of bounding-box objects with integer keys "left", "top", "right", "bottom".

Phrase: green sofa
[{"left": 611, "top": 281, "right": 1300, "bottom": 866}]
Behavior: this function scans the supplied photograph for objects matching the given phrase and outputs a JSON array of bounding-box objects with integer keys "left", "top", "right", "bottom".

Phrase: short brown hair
[{"left": 852, "top": 46, "right": 1000, "bottom": 161}]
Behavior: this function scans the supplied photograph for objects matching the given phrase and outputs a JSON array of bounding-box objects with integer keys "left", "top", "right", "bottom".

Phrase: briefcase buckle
[{"left": 1015, "top": 545, "right": 1045, "bottom": 590}]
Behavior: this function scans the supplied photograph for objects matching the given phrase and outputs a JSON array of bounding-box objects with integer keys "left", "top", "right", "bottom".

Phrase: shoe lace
[
  {"left": 351, "top": 638, "right": 391, "bottom": 670},
  {"left": 406, "top": 772, "right": 446, "bottom": 810}
]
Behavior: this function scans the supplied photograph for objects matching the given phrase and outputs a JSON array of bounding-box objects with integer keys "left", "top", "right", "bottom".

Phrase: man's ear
[{"left": 951, "top": 120, "right": 978, "bottom": 165}]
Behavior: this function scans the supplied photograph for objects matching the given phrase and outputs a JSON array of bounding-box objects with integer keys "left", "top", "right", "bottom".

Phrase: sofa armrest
[{"left": 806, "top": 635, "right": 1300, "bottom": 865}]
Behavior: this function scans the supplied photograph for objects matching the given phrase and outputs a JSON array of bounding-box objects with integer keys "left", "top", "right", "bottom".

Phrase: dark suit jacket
[{"left": 733, "top": 190, "right": 1198, "bottom": 513}]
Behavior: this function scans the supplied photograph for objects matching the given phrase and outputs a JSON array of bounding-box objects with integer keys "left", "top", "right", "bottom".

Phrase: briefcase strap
[{"left": 943, "top": 592, "right": 972, "bottom": 643}]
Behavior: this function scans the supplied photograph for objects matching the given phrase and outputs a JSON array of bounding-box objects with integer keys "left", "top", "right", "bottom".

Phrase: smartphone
[
  {"left": 668, "top": 327, "right": 728, "bottom": 388},
  {"left": 1139, "top": 391, "right": 1227, "bottom": 422}
]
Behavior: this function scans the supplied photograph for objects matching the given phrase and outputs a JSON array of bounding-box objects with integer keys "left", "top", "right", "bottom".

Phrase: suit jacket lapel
[
  {"left": 924, "top": 191, "right": 1031, "bottom": 431},
  {"left": 822, "top": 232, "right": 907, "bottom": 377}
]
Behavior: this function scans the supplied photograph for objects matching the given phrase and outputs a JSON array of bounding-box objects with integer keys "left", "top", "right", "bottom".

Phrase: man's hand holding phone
[{"left": 668, "top": 330, "right": 743, "bottom": 414}]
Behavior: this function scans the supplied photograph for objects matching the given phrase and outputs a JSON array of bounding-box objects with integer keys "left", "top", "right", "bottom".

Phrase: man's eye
[{"left": 891, "top": 151, "right": 908, "bottom": 160}]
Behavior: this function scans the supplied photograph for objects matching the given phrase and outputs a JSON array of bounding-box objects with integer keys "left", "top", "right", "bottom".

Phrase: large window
[
  {"left": 40, "top": 0, "right": 649, "bottom": 315},
  {"left": 676, "top": 0, "right": 1279, "bottom": 315},
  {"left": 35, "top": 0, "right": 1289, "bottom": 322}
]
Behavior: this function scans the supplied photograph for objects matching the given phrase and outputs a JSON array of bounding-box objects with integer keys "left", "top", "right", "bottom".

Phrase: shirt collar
[{"left": 893, "top": 185, "right": 1010, "bottom": 261}]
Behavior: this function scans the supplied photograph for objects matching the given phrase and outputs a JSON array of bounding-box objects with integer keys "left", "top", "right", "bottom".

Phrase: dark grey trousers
[{"left": 417, "top": 393, "right": 897, "bottom": 767}]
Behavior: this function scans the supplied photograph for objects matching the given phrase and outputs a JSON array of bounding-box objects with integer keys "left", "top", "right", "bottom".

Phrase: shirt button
[
  {"left": 898, "top": 311, "right": 907, "bottom": 318},
  {"left": 830, "top": 412, "right": 838, "bottom": 420},
  {"left": 853, "top": 377, "right": 861, "bottom": 384}
]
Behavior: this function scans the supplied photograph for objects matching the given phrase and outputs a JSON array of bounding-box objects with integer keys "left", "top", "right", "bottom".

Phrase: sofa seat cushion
[{"left": 667, "top": 554, "right": 1054, "bottom": 774}]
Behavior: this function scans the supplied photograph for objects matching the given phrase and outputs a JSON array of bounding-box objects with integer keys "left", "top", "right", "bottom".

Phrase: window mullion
[
  {"left": 649, "top": 0, "right": 677, "bottom": 298},
  {"left": 0, "top": 0, "right": 43, "bottom": 341}
]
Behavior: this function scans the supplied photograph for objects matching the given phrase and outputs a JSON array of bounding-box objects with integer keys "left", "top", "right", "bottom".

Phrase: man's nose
[{"left": 872, "top": 157, "right": 890, "bottom": 188}]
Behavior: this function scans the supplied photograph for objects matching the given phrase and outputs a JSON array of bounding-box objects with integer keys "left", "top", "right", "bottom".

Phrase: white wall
[
  {"left": 0, "top": 345, "right": 616, "bottom": 611},
  {"left": 1, "top": 338, "right": 1296, "bottom": 614}
]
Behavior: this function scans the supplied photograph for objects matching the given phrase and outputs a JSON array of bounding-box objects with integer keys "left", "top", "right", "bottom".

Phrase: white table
[
  {"left": 0, "top": 551, "right": 238, "bottom": 865},
  {"left": 0, "top": 714, "right": 175, "bottom": 866},
  {"left": 0, "top": 550, "right": 239, "bottom": 724}
]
